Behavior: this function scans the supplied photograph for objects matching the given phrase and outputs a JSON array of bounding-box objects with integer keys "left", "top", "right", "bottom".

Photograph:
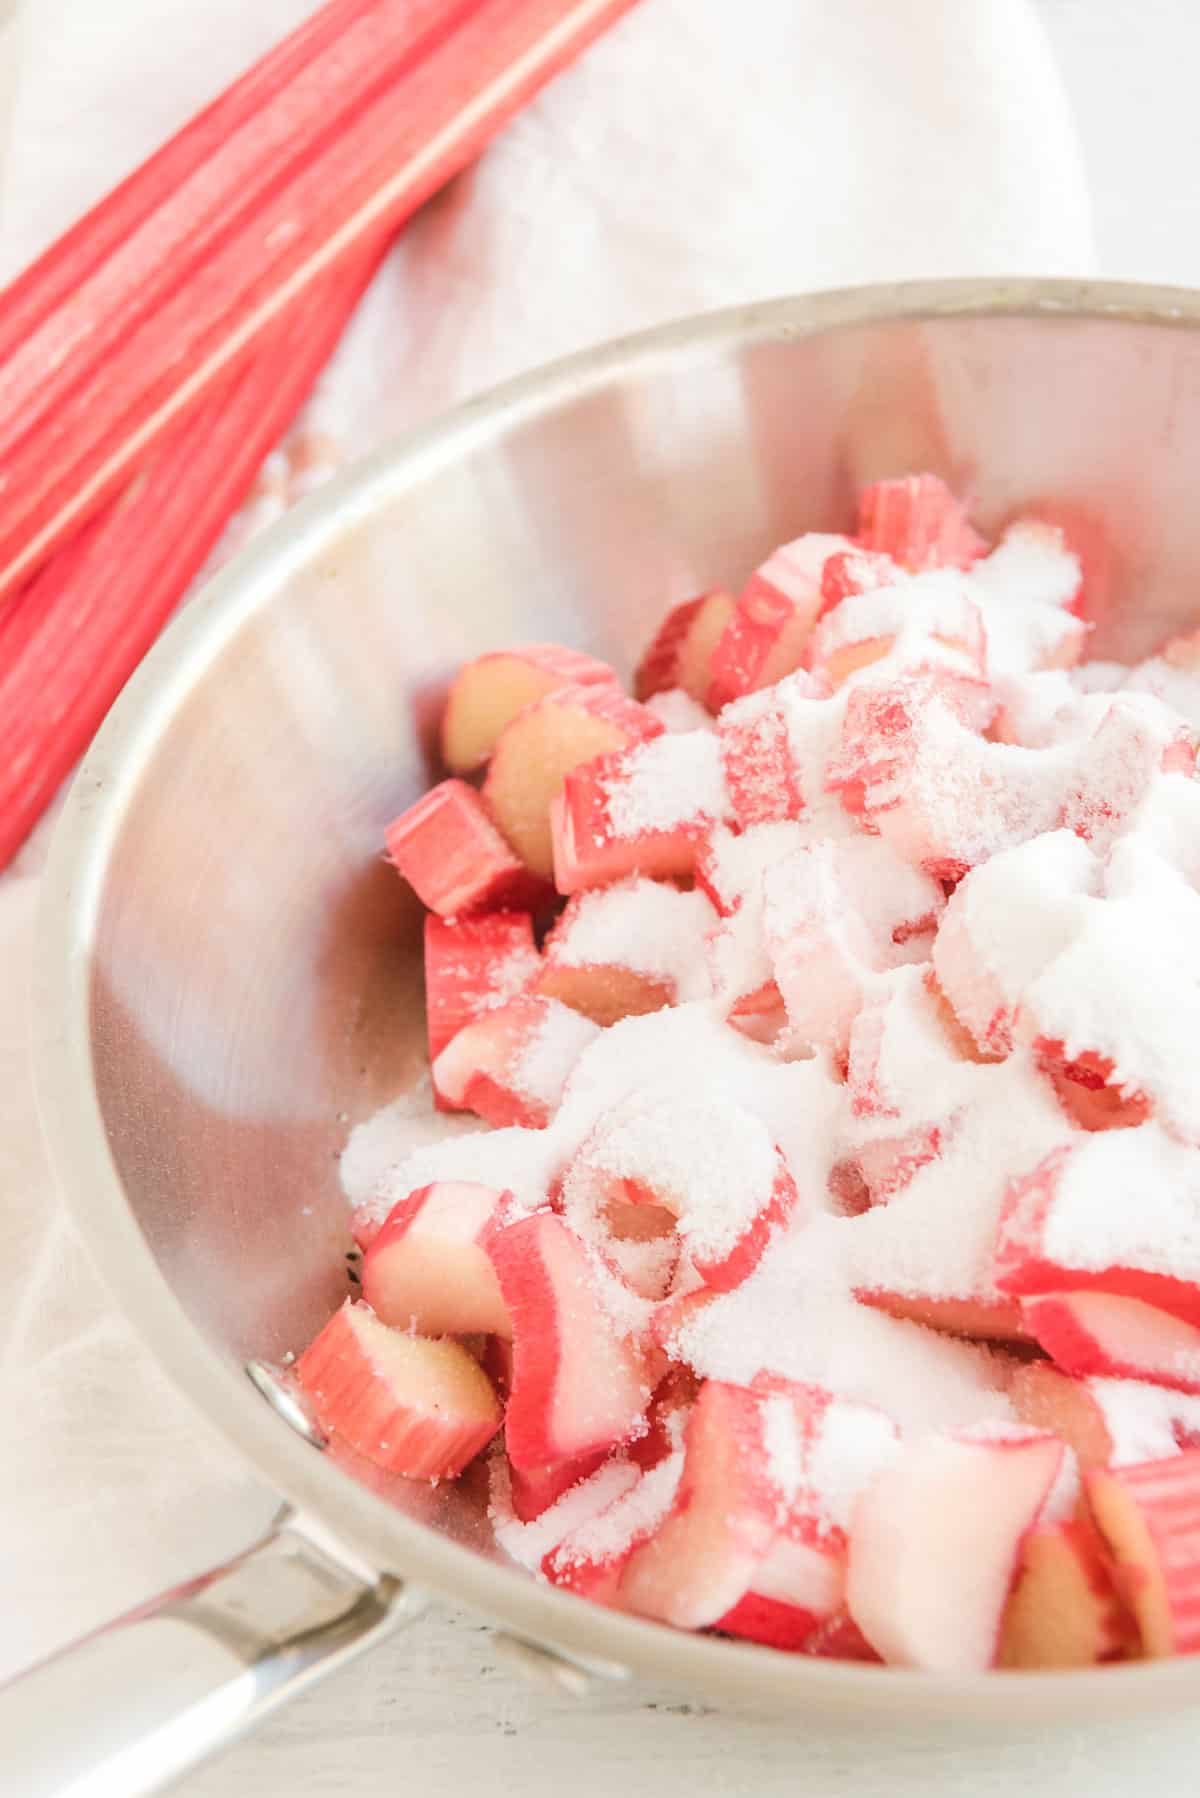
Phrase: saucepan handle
[{"left": 1, "top": 1507, "right": 413, "bottom": 1798}]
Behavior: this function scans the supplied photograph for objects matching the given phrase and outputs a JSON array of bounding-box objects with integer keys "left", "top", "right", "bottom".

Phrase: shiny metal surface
[
  {"left": 32, "top": 281, "right": 1200, "bottom": 1744},
  {"left": 2, "top": 1512, "right": 414, "bottom": 1798}
]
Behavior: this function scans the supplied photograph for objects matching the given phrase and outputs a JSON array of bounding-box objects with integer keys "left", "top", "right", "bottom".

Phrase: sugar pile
[{"left": 342, "top": 504, "right": 1200, "bottom": 1600}]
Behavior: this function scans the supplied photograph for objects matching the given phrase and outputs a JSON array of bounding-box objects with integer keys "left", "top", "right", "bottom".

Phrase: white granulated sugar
[
  {"left": 1123, "top": 657, "right": 1200, "bottom": 729},
  {"left": 1092, "top": 1379, "right": 1200, "bottom": 1465},
  {"left": 991, "top": 670, "right": 1078, "bottom": 746},
  {"left": 813, "top": 571, "right": 980, "bottom": 666},
  {"left": 1131, "top": 773, "right": 1200, "bottom": 891},
  {"left": 669, "top": 1221, "right": 1015, "bottom": 1434},
  {"left": 338, "top": 1076, "right": 486, "bottom": 1207},
  {"left": 841, "top": 1049, "right": 1075, "bottom": 1306},
  {"left": 480, "top": 946, "right": 542, "bottom": 1011},
  {"left": 360, "top": 1123, "right": 559, "bottom": 1231},
  {"left": 644, "top": 688, "right": 716, "bottom": 734},
  {"left": 489, "top": 1452, "right": 641, "bottom": 1570},
  {"left": 1071, "top": 660, "right": 1129, "bottom": 693},
  {"left": 806, "top": 1400, "right": 900, "bottom": 1534},
  {"left": 967, "top": 522, "right": 1084, "bottom": 677},
  {"left": 605, "top": 729, "right": 729, "bottom": 836},
  {"left": 548, "top": 877, "right": 716, "bottom": 1002},
  {"left": 1023, "top": 840, "right": 1200, "bottom": 1138},
  {"left": 513, "top": 999, "right": 601, "bottom": 1106},
  {"left": 700, "top": 821, "right": 822, "bottom": 913},
  {"left": 931, "top": 830, "right": 1100, "bottom": 1035},
  {"left": 706, "top": 902, "right": 774, "bottom": 1006},
  {"left": 1022, "top": 1124, "right": 1200, "bottom": 1282},
  {"left": 553, "top": 1448, "right": 684, "bottom": 1568}
]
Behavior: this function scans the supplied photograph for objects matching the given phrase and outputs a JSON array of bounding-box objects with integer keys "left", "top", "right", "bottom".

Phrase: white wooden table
[{"left": 7, "top": 3, "right": 1200, "bottom": 1791}]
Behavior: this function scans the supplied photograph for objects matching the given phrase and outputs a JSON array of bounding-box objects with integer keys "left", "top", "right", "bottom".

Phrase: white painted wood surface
[{"left": 7, "top": 5, "right": 1200, "bottom": 1793}]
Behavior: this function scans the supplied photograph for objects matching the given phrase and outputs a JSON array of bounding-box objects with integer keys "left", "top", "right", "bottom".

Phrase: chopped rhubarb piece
[
  {"left": 1008, "top": 1363, "right": 1200, "bottom": 1470},
  {"left": 1022, "top": 1292, "right": 1200, "bottom": 1395},
  {"left": 560, "top": 1086, "right": 800, "bottom": 1294},
  {"left": 350, "top": 1203, "right": 384, "bottom": 1254},
  {"left": 817, "top": 546, "right": 897, "bottom": 617},
  {"left": 482, "top": 682, "right": 662, "bottom": 877},
  {"left": 537, "top": 878, "right": 716, "bottom": 1024},
  {"left": 509, "top": 1449, "right": 607, "bottom": 1523},
  {"left": 998, "top": 1519, "right": 1134, "bottom": 1668},
  {"left": 361, "top": 1181, "right": 513, "bottom": 1337},
  {"left": 856, "top": 474, "right": 987, "bottom": 572},
  {"left": 845, "top": 1429, "right": 1063, "bottom": 1671},
  {"left": 1087, "top": 1451, "right": 1200, "bottom": 1656},
  {"left": 423, "top": 911, "right": 540, "bottom": 1066},
  {"left": 801, "top": 1610, "right": 883, "bottom": 1662},
  {"left": 968, "top": 519, "right": 1086, "bottom": 675},
  {"left": 0, "top": 0, "right": 645, "bottom": 601},
  {"left": 716, "top": 686, "right": 807, "bottom": 828},
  {"left": 708, "top": 533, "right": 855, "bottom": 709},
  {"left": 931, "top": 829, "right": 1100, "bottom": 1057},
  {"left": 994, "top": 1132, "right": 1200, "bottom": 1330},
  {"left": 0, "top": 243, "right": 379, "bottom": 871},
  {"left": 432, "top": 992, "right": 600, "bottom": 1127},
  {"left": 857, "top": 1291, "right": 1029, "bottom": 1343},
  {"left": 620, "top": 1381, "right": 780, "bottom": 1630},
  {"left": 543, "top": 1448, "right": 685, "bottom": 1602},
  {"left": 762, "top": 837, "right": 944, "bottom": 1057},
  {"left": 634, "top": 591, "right": 735, "bottom": 704},
  {"left": 628, "top": 1368, "right": 699, "bottom": 1471},
  {"left": 716, "top": 1588, "right": 822, "bottom": 1652},
  {"left": 440, "top": 643, "right": 617, "bottom": 773},
  {"left": 385, "top": 779, "right": 542, "bottom": 918},
  {"left": 809, "top": 575, "right": 987, "bottom": 691},
  {"left": 295, "top": 1299, "right": 501, "bottom": 1479},
  {"left": 486, "top": 1213, "right": 651, "bottom": 1470},
  {"left": 551, "top": 729, "right": 728, "bottom": 893}
]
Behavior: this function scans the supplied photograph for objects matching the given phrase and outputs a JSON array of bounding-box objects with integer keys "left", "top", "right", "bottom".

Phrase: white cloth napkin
[{"left": 0, "top": 0, "right": 1093, "bottom": 1683}]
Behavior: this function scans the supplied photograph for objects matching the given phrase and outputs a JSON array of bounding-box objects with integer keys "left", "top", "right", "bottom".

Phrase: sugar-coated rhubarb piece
[
  {"left": 441, "top": 643, "right": 617, "bottom": 773},
  {"left": 486, "top": 1213, "right": 651, "bottom": 1470},
  {"left": 423, "top": 911, "right": 540, "bottom": 1067},
  {"left": 361, "top": 1181, "right": 513, "bottom": 1337},
  {"left": 543, "top": 1447, "right": 686, "bottom": 1602},
  {"left": 968, "top": 520, "right": 1086, "bottom": 676},
  {"left": 1023, "top": 1291, "right": 1200, "bottom": 1394},
  {"left": 482, "top": 683, "right": 663, "bottom": 877},
  {"left": 431, "top": 993, "right": 601, "bottom": 1127},
  {"left": 998, "top": 1519, "right": 1133, "bottom": 1668},
  {"left": 509, "top": 1448, "right": 607, "bottom": 1523},
  {"left": 550, "top": 729, "right": 728, "bottom": 893},
  {"left": 385, "top": 779, "right": 543, "bottom": 918},
  {"left": 809, "top": 574, "right": 986, "bottom": 691},
  {"left": 295, "top": 1299, "right": 501, "bottom": 1480},
  {"left": 716, "top": 671, "right": 825, "bottom": 828},
  {"left": 932, "top": 830, "right": 1100, "bottom": 1056},
  {"left": 707, "top": 533, "right": 856, "bottom": 709},
  {"left": 537, "top": 878, "right": 716, "bottom": 1024},
  {"left": 845, "top": 1429, "right": 1064, "bottom": 1671},
  {"left": 817, "top": 546, "right": 898, "bottom": 617},
  {"left": 856, "top": 474, "right": 987, "bottom": 571},
  {"left": 634, "top": 591, "right": 736, "bottom": 704},
  {"left": 1087, "top": 1451, "right": 1200, "bottom": 1656},
  {"left": 560, "top": 1086, "right": 800, "bottom": 1294},
  {"left": 762, "top": 837, "right": 944, "bottom": 1057},
  {"left": 1009, "top": 1363, "right": 1200, "bottom": 1470},
  {"left": 620, "top": 1381, "right": 780, "bottom": 1629},
  {"left": 994, "top": 1132, "right": 1200, "bottom": 1329}
]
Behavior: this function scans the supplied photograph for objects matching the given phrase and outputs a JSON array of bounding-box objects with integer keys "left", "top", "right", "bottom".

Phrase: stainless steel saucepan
[{"left": 11, "top": 280, "right": 1200, "bottom": 1795}]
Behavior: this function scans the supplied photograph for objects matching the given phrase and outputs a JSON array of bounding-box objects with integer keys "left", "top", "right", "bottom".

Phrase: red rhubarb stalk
[
  {"left": 0, "top": 0, "right": 641, "bottom": 603},
  {"left": 0, "top": 247, "right": 383, "bottom": 869}
]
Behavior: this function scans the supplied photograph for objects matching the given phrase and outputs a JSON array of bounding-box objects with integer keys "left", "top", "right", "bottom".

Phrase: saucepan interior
[{"left": 33, "top": 280, "right": 1200, "bottom": 1724}]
